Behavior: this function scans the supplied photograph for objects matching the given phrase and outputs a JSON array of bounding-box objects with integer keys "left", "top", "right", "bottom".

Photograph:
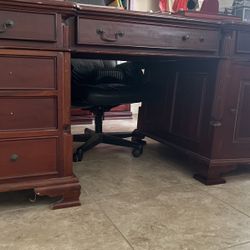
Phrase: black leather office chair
[{"left": 71, "top": 59, "right": 147, "bottom": 162}]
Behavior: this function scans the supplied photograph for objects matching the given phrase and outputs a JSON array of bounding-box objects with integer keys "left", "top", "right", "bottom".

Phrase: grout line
[
  {"left": 93, "top": 199, "right": 135, "bottom": 250},
  {"left": 0, "top": 201, "right": 49, "bottom": 216},
  {"left": 191, "top": 183, "right": 250, "bottom": 219},
  {"left": 219, "top": 240, "right": 250, "bottom": 249}
]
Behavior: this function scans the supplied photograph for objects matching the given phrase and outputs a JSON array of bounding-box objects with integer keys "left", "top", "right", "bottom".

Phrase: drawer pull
[
  {"left": 200, "top": 36, "right": 205, "bottom": 42},
  {"left": 10, "top": 154, "right": 19, "bottom": 162},
  {"left": 210, "top": 121, "right": 222, "bottom": 127},
  {"left": 96, "top": 28, "right": 124, "bottom": 42},
  {"left": 182, "top": 34, "right": 190, "bottom": 41},
  {"left": 0, "top": 20, "right": 14, "bottom": 33},
  {"left": 230, "top": 108, "right": 237, "bottom": 113}
]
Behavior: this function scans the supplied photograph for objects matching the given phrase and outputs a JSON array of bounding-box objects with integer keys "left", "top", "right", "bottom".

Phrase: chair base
[{"left": 73, "top": 129, "right": 145, "bottom": 162}]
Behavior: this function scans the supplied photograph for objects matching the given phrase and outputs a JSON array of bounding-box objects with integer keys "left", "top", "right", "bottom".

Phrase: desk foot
[
  {"left": 193, "top": 163, "right": 237, "bottom": 185},
  {"left": 34, "top": 179, "right": 81, "bottom": 210},
  {"left": 193, "top": 173, "right": 226, "bottom": 185}
]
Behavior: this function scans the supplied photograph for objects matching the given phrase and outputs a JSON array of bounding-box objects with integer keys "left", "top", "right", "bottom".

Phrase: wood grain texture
[
  {"left": 76, "top": 18, "right": 220, "bottom": 53},
  {"left": 0, "top": 0, "right": 250, "bottom": 210},
  {"left": 0, "top": 137, "right": 59, "bottom": 180},
  {"left": 0, "top": 2, "right": 80, "bottom": 209}
]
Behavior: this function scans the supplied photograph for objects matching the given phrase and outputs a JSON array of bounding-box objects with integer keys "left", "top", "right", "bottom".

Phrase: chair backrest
[
  {"left": 71, "top": 59, "right": 117, "bottom": 100},
  {"left": 71, "top": 59, "right": 116, "bottom": 81}
]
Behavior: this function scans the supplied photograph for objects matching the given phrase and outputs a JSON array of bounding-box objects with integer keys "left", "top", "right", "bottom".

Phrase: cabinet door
[
  {"left": 167, "top": 66, "right": 216, "bottom": 156},
  {"left": 169, "top": 72, "right": 209, "bottom": 143},
  {"left": 139, "top": 60, "right": 216, "bottom": 157},
  {"left": 212, "top": 61, "right": 250, "bottom": 158}
]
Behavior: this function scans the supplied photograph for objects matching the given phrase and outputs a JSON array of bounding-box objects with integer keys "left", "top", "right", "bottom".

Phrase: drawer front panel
[
  {"left": 0, "top": 10, "right": 57, "bottom": 42},
  {"left": 0, "top": 138, "right": 58, "bottom": 179},
  {"left": 77, "top": 18, "right": 219, "bottom": 52},
  {"left": 0, "top": 98, "right": 57, "bottom": 131},
  {"left": 236, "top": 31, "right": 250, "bottom": 54},
  {"left": 0, "top": 55, "right": 56, "bottom": 89}
]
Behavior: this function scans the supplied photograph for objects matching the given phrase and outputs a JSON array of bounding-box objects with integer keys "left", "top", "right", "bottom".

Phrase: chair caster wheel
[
  {"left": 73, "top": 149, "right": 84, "bottom": 162},
  {"left": 132, "top": 145, "right": 143, "bottom": 158}
]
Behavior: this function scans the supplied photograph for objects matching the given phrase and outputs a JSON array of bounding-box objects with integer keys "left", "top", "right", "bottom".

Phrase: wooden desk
[{"left": 0, "top": 0, "right": 250, "bottom": 209}]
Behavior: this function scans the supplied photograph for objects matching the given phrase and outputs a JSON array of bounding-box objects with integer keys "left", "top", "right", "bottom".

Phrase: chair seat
[
  {"left": 86, "top": 88, "right": 145, "bottom": 106},
  {"left": 73, "top": 84, "right": 147, "bottom": 107}
]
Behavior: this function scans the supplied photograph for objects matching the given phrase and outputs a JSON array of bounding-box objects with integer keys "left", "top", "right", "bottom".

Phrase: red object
[
  {"left": 159, "top": 0, "right": 169, "bottom": 12},
  {"left": 200, "top": 0, "right": 219, "bottom": 14},
  {"left": 172, "top": 0, "right": 188, "bottom": 12}
]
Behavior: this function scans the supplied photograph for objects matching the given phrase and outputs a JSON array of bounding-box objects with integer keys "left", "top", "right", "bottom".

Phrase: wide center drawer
[
  {"left": 0, "top": 137, "right": 58, "bottom": 180},
  {"left": 0, "top": 98, "right": 57, "bottom": 131},
  {"left": 77, "top": 18, "right": 219, "bottom": 53},
  {"left": 0, "top": 10, "right": 57, "bottom": 43}
]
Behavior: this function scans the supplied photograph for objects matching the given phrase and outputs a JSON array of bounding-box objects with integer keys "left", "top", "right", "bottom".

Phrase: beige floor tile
[
  {"left": 97, "top": 184, "right": 250, "bottom": 250},
  {"left": 222, "top": 242, "right": 250, "bottom": 250},
  {"left": 2, "top": 117, "right": 250, "bottom": 250},
  {"left": 0, "top": 203, "right": 132, "bottom": 250},
  {"left": 193, "top": 167, "right": 250, "bottom": 217},
  {"left": 74, "top": 146, "right": 195, "bottom": 198}
]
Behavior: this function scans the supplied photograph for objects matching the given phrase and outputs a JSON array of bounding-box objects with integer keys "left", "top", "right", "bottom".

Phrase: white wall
[
  {"left": 220, "top": 0, "right": 234, "bottom": 10},
  {"left": 130, "top": 0, "right": 159, "bottom": 11}
]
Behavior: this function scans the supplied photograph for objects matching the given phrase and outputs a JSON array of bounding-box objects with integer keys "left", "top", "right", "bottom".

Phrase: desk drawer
[
  {"left": 77, "top": 18, "right": 219, "bottom": 53},
  {"left": 0, "top": 10, "right": 57, "bottom": 43},
  {"left": 0, "top": 98, "right": 57, "bottom": 131},
  {"left": 0, "top": 55, "right": 57, "bottom": 89},
  {"left": 0, "top": 137, "right": 58, "bottom": 179},
  {"left": 236, "top": 31, "right": 250, "bottom": 54}
]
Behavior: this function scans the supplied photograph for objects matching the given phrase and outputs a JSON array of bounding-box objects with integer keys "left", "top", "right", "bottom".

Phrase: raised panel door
[
  {"left": 169, "top": 72, "right": 208, "bottom": 143},
  {"left": 212, "top": 61, "right": 250, "bottom": 158},
  {"left": 138, "top": 60, "right": 217, "bottom": 157}
]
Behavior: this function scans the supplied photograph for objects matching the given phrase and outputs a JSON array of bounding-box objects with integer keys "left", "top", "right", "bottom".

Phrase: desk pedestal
[{"left": 138, "top": 59, "right": 250, "bottom": 185}]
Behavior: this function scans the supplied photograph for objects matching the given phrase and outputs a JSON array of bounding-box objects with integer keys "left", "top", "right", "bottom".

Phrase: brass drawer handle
[
  {"left": 182, "top": 34, "right": 190, "bottom": 41},
  {"left": 96, "top": 28, "right": 124, "bottom": 42},
  {"left": 0, "top": 20, "right": 14, "bottom": 33},
  {"left": 200, "top": 36, "right": 205, "bottom": 42},
  {"left": 209, "top": 121, "right": 222, "bottom": 127},
  {"left": 230, "top": 108, "right": 237, "bottom": 113},
  {"left": 10, "top": 154, "right": 19, "bottom": 162}
]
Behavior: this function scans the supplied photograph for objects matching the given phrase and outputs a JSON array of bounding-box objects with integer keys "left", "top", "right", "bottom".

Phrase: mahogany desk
[{"left": 0, "top": 0, "right": 250, "bottom": 209}]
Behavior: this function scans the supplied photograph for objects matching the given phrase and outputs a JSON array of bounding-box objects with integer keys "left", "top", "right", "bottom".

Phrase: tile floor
[{"left": 1, "top": 117, "right": 250, "bottom": 250}]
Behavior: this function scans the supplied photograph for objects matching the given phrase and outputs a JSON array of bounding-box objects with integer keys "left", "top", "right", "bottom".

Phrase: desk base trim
[
  {"left": 0, "top": 175, "right": 81, "bottom": 209},
  {"left": 141, "top": 131, "right": 246, "bottom": 185}
]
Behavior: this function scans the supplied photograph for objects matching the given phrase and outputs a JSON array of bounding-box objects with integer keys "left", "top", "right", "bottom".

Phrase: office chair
[{"left": 71, "top": 59, "right": 147, "bottom": 162}]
